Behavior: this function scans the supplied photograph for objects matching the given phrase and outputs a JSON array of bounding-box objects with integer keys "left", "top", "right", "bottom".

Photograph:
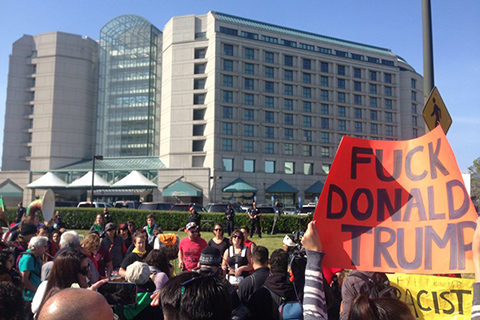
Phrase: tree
[{"left": 468, "top": 157, "right": 480, "bottom": 211}]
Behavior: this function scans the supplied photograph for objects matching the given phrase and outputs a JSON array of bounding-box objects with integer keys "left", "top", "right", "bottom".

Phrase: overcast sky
[{"left": 1, "top": 0, "right": 479, "bottom": 171}]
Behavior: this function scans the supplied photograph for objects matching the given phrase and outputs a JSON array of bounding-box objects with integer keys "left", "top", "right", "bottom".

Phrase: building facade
[{"left": 0, "top": 12, "right": 424, "bottom": 206}]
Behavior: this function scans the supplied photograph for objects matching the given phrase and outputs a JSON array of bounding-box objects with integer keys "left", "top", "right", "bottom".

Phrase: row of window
[{"left": 222, "top": 158, "right": 330, "bottom": 175}]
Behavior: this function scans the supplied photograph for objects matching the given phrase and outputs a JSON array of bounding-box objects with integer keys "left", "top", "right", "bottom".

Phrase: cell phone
[{"left": 97, "top": 282, "right": 137, "bottom": 305}]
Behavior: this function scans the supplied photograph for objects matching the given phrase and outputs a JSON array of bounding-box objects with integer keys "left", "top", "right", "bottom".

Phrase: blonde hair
[{"left": 81, "top": 233, "right": 100, "bottom": 255}]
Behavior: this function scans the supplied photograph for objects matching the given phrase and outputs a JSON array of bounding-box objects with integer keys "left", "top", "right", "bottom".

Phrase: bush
[{"left": 6, "top": 207, "right": 312, "bottom": 233}]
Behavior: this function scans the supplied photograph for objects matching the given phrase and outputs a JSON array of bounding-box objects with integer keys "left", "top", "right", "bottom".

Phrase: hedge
[{"left": 5, "top": 207, "right": 312, "bottom": 233}]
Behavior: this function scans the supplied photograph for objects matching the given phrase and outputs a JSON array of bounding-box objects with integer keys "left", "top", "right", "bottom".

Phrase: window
[
  {"left": 281, "top": 39, "right": 297, "bottom": 47},
  {"left": 412, "top": 115, "right": 418, "bottom": 126},
  {"left": 370, "top": 110, "right": 378, "bottom": 121},
  {"left": 244, "top": 109, "right": 254, "bottom": 121},
  {"left": 411, "top": 91, "right": 417, "bottom": 101},
  {"left": 244, "top": 63, "right": 254, "bottom": 75},
  {"left": 222, "top": 106, "right": 233, "bottom": 119},
  {"left": 303, "top": 145, "right": 313, "bottom": 157},
  {"left": 284, "top": 70, "right": 293, "bottom": 81},
  {"left": 352, "top": 53, "right": 363, "bottom": 60},
  {"left": 321, "top": 147, "right": 330, "bottom": 158},
  {"left": 265, "top": 67, "right": 274, "bottom": 78},
  {"left": 338, "top": 119, "right": 346, "bottom": 131},
  {"left": 222, "top": 138, "right": 232, "bottom": 151},
  {"left": 223, "top": 75, "right": 233, "bottom": 87},
  {"left": 385, "top": 86, "right": 392, "bottom": 97},
  {"left": 354, "top": 108, "right": 362, "bottom": 119},
  {"left": 411, "top": 78, "right": 416, "bottom": 88},
  {"left": 303, "top": 87, "right": 312, "bottom": 98},
  {"left": 284, "top": 99, "right": 293, "bottom": 110},
  {"left": 354, "top": 122, "right": 362, "bottom": 133},
  {"left": 321, "top": 90, "right": 329, "bottom": 101},
  {"left": 338, "top": 92, "right": 346, "bottom": 103},
  {"left": 369, "top": 84, "right": 377, "bottom": 94},
  {"left": 222, "top": 122, "right": 233, "bottom": 135},
  {"left": 321, "top": 132, "right": 329, "bottom": 143},
  {"left": 194, "top": 78, "right": 206, "bottom": 89},
  {"left": 244, "top": 93, "right": 254, "bottom": 106},
  {"left": 244, "top": 124, "right": 254, "bottom": 137},
  {"left": 265, "top": 142, "right": 274, "bottom": 154},
  {"left": 337, "top": 65, "right": 345, "bottom": 76},
  {"left": 385, "top": 112, "right": 393, "bottom": 123},
  {"left": 265, "top": 96, "right": 274, "bottom": 108},
  {"left": 194, "top": 94, "right": 205, "bottom": 105},
  {"left": 370, "top": 97, "right": 378, "bottom": 108},
  {"left": 302, "top": 130, "right": 311, "bottom": 142},
  {"left": 244, "top": 160, "right": 255, "bottom": 172},
  {"left": 223, "top": 91, "right": 233, "bottom": 103},
  {"left": 193, "top": 109, "right": 206, "bottom": 120},
  {"left": 385, "top": 99, "right": 393, "bottom": 110},
  {"left": 338, "top": 106, "right": 346, "bottom": 117},
  {"left": 354, "top": 95, "right": 362, "bottom": 105},
  {"left": 371, "top": 123, "right": 378, "bottom": 134},
  {"left": 285, "top": 143, "right": 294, "bottom": 155},
  {"left": 195, "top": 48, "right": 206, "bottom": 59},
  {"left": 412, "top": 103, "right": 417, "bottom": 114},
  {"left": 303, "top": 59, "right": 311, "bottom": 70},
  {"left": 337, "top": 78, "right": 346, "bottom": 89},
  {"left": 369, "top": 71, "right": 377, "bottom": 81},
  {"left": 194, "top": 63, "right": 206, "bottom": 74},
  {"left": 321, "top": 62, "right": 329, "bottom": 73},
  {"left": 224, "top": 44, "right": 234, "bottom": 56},
  {"left": 285, "top": 114, "right": 294, "bottom": 125},
  {"left": 300, "top": 43, "right": 315, "bottom": 51},
  {"left": 322, "top": 164, "right": 331, "bottom": 174},
  {"left": 244, "top": 78, "right": 254, "bottom": 90},
  {"left": 353, "top": 68, "right": 361, "bottom": 78},
  {"left": 241, "top": 31, "right": 258, "bottom": 40},
  {"left": 265, "top": 81, "right": 274, "bottom": 93},
  {"left": 223, "top": 158, "right": 233, "bottom": 171},
  {"left": 336, "top": 50, "right": 348, "bottom": 57},
  {"left": 220, "top": 27, "right": 238, "bottom": 36},
  {"left": 265, "top": 111, "right": 274, "bottom": 123},
  {"left": 284, "top": 84, "right": 293, "bottom": 96},
  {"left": 320, "top": 76, "right": 328, "bottom": 87},
  {"left": 321, "top": 104, "right": 329, "bottom": 115},
  {"left": 244, "top": 141, "right": 254, "bottom": 153},
  {"left": 265, "top": 160, "right": 275, "bottom": 173},
  {"left": 367, "top": 57, "right": 379, "bottom": 64},
  {"left": 193, "top": 125, "right": 205, "bottom": 136},
  {"left": 285, "top": 161, "right": 295, "bottom": 174},
  {"left": 285, "top": 128, "right": 294, "bottom": 140},
  {"left": 321, "top": 118, "right": 329, "bottom": 129},
  {"left": 318, "top": 47, "right": 332, "bottom": 54},
  {"left": 262, "top": 36, "right": 278, "bottom": 44},
  {"left": 303, "top": 101, "right": 312, "bottom": 113},
  {"left": 284, "top": 55, "right": 293, "bottom": 66},
  {"left": 245, "top": 48, "right": 254, "bottom": 60},
  {"left": 303, "top": 73, "right": 312, "bottom": 84},
  {"left": 265, "top": 52, "right": 274, "bottom": 63},
  {"left": 354, "top": 81, "right": 362, "bottom": 92},
  {"left": 192, "top": 140, "right": 205, "bottom": 152},
  {"left": 303, "top": 116, "right": 312, "bottom": 127},
  {"left": 223, "top": 60, "right": 233, "bottom": 71},
  {"left": 265, "top": 126, "right": 275, "bottom": 139},
  {"left": 386, "top": 125, "right": 393, "bottom": 136},
  {"left": 384, "top": 73, "right": 392, "bottom": 83}
]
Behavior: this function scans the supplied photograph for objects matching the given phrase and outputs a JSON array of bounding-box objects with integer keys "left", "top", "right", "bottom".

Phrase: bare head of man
[{"left": 38, "top": 288, "right": 113, "bottom": 320}]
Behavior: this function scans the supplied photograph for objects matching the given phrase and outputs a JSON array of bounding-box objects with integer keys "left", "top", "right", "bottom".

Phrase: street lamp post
[{"left": 91, "top": 155, "right": 104, "bottom": 206}]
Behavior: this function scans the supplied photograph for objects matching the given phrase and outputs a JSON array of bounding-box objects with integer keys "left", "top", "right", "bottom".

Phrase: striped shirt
[{"left": 303, "top": 250, "right": 328, "bottom": 319}]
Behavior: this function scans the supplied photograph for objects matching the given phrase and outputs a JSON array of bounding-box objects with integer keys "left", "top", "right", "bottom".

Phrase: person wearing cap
[
  {"left": 178, "top": 222, "right": 207, "bottom": 271},
  {"left": 101, "top": 222, "right": 126, "bottom": 270},
  {"left": 197, "top": 246, "right": 224, "bottom": 274},
  {"left": 118, "top": 223, "right": 132, "bottom": 249}
]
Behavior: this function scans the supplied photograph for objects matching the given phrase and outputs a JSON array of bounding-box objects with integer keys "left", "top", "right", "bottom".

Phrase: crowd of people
[{"left": 1, "top": 202, "right": 480, "bottom": 320}]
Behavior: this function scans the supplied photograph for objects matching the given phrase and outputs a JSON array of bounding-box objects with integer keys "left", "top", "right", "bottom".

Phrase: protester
[
  {"left": 143, "top": 214, "right": 158, "bottom": 245},
  {"left": 37, "top": 226, "right": 55, "bottom": 261},
  {"left": 208, "top": 223, "right": 230, "bottom": 255},
  {"left": 119, "top": 231, "right": 147, "bottom": 277},
  {"left": 153, "top": 232, "right": 180, "bottom": 261},
  {"left": 144, "top": 249, "right": 172, "bottom": 292},
  {"left": 127, "top": 220, "right": 136, "bottom": 235},
  {"left": 178, "top": 222, "right": 207, "bottom": 271},
  {"left": 19, "top": 236, "right": 48, "bottom": 304},
  {"left": 50, "top": 230, "right": 61, "bottom": 254},
  {"left": 81, "top": 233, "right": 102, "bottom": 272},
  {"left": 225, "top": 204, "right": 235, "bottom": 236},
  {"left": 247, "top": 202, "right": 262, "bottom": 238},
  {"left": 118, "top": 222, "right": 132, "bottom": 249},
  {"left": 11, "top": 222, "right": 37, "bottom": 261},
  {"left": 222, "top": 229, "right": 252, "bottom": 286},
  {"left": 101, "top": 222, "right": 126, "bottom": 269},
  {"left": 16, "top": 202, "right": 26, "bottom": 223},
  {"left": 237, "top": 246, "right": 270, "bottom": 305},
  {"left": 0, "top": 250, "right": 22, "bottom": 286},
  {"left": 89, "top": 214, "right": 105, "bottom": 233},
  {"left": 240, "top": 226, "right": 256, "bottom": 253},
  {"left": 0, "top": 281, "right": 27, "bottom": 320}
]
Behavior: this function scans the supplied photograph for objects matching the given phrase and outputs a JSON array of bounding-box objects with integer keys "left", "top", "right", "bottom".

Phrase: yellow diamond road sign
[{"left": 422, "top": 87, "right": 452, "bottom": 134}]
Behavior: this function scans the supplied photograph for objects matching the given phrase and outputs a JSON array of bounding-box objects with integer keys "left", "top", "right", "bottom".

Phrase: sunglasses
[
  {"left": 214, "top": 229, "right": 223, "bottom": 232},
  {"left": 188, "top": 228, "right": 198, "bottom": 232},
  {"left": 232, "top": 235, "right": 243, "bottom": 239},
  {"left": 79, "top": 264, "right": 90, "bottom": 276}
]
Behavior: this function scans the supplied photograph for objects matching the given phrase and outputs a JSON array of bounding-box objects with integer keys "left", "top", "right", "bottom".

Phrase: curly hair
[{"left": 81, "top": 233, "right": 100, "bottom": 255}]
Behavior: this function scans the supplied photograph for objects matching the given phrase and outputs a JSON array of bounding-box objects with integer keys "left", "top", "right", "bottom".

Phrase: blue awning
[
  {"left": 305, "top": 181, "right": 325, "bottom": 194},
  {"left": 0, "top": 179, "right": 23, "bottom": 197},
  {"left": 223, "top": 178, "right": 257, "bottom": 193},
  {"left": 162, "top": 180, "right": 202, "bottom": 197},
  {"left": 265, "top": 179, "right": 298, "bottom": 193}
]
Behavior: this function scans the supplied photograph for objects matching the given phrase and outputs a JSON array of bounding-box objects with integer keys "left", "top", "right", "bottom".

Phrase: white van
[{"left": 77, "top": 202, "right": 112, "bottom": 208}]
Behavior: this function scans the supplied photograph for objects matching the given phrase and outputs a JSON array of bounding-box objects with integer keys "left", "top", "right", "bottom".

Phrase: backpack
[
  {"left": 265, "top": 287, "right": 303, "bottom": 320},
  {"left": 349, "top": 272, "right": 399, "bottom": 299}
]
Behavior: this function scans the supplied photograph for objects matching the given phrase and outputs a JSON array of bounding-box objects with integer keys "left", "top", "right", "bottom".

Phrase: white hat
[
  {"left": 125, "top": 261, "right": 150, "bottom": 285},
  {"left": 283, "top": 235, "right": 296, "bottom": 247}
]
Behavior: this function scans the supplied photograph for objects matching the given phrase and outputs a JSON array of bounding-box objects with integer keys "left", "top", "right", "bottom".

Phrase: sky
[{"left": 0, "top": 0, "right": 479, "bottom": 172}]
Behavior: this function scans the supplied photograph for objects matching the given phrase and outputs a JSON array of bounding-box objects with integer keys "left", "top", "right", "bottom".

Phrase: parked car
[
  {"left": 255, "top": 205, "right": 276, "bottom": 214},
  {"left": 77, "top": 202, "right": 112, "bottom": 208},
  {"left": 283, "top": 206, "right": 298, "bottom": 215},
  {"left": 114, "top": 200, "right": 141, "bottom": 209},
  {"left": 138, "top": 202, "right": 173, "bottom": 211},
  {"left": 170, "top": 203, "right": 206, "bottom": 212},
  {"left": 207, "top": 203, "right": 243, "bottom": 213},
  {"left": 299, "top": 203, "right": 317, "bottom": 214}
]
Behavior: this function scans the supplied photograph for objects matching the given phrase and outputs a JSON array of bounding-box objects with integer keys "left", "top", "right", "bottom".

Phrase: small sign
[{"left": 422, "top": 87, "right": 452, "bottom": 134}]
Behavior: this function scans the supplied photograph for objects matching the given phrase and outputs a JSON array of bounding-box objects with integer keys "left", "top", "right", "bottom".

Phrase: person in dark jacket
[
  {"left": 225, "top": 204, "right": 235, "bottom": 236},
  {"left": 238, "top": 246, "right": 270, "bottom": 306}
]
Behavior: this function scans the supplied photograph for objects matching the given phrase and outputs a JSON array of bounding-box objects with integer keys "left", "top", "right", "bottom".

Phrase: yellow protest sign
[{"left": 388, "top": 273, "right": 474, "bottom": 319}]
